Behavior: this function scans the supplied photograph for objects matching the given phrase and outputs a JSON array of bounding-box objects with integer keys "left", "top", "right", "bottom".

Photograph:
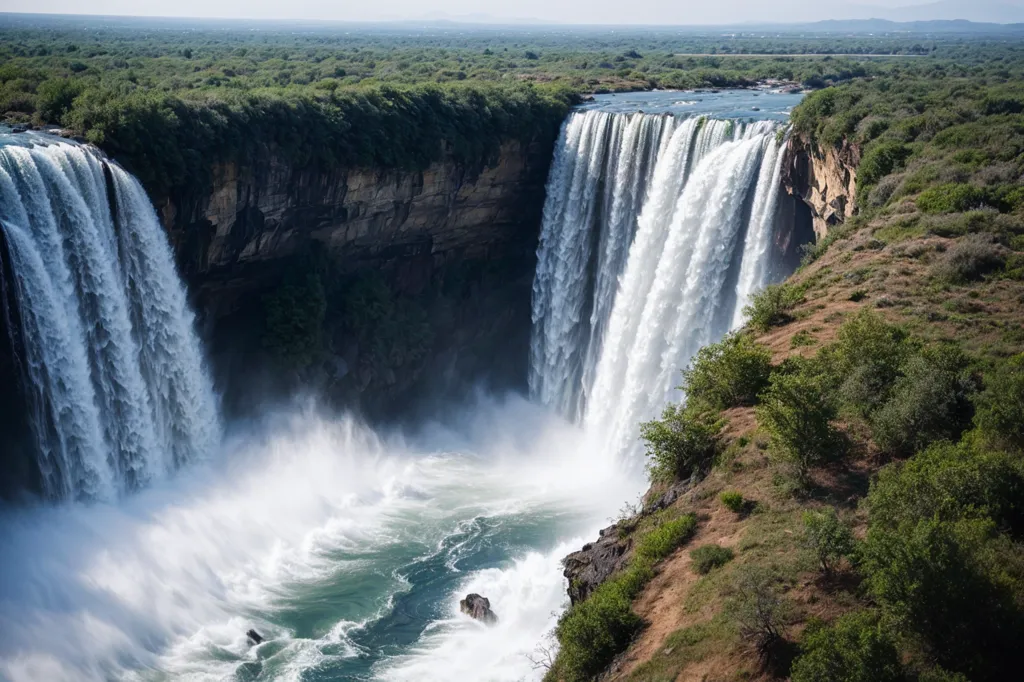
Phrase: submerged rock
[{"left": 459, "top": 593, "right": 498, "bottom": 624}]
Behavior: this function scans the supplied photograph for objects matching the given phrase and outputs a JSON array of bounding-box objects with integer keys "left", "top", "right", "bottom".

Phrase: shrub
[
  {"left": 640, "top": 404, "right": 724, "bottom": 483},
  {"left": 866, "top": 441, "right": 1024, "bottom": 534},
  {"left": 681, "top": 332, "right": 772, "bottom": 410},
  {"left": 790, "top": 611, "right": 903, "bottom": 682},
  {"left": 930, "top": 233, "right": 1007, "bottom": 283},
  {"left": 819, "top": 310, "right": 912, "bottom": 418},
  {"left": 916, "top": 183, "right": 987, "bottom": 213},
  {"left": 870, "top": 344, "right": 976, "bottom": 455},
  {"left": 861, "top": 517, "right": 1024, "bottom": 681},
  {"left": 743, "top": 283, "right": 804, "bottom": 333},
  {"left": 634, "top": 514, "right": 699, "bottom": 564},
  {"left": 756, "top": 370, "right": 841, "bottom": 481},
  {"left": 802, "top": 507, "right": 856, "bottom": 575},
  {"left": 553, "top": 583, "right": 643, "bottom": 682},
  {"left": 690, "top": 544, "right": 735, "bottom": 574},
  {"left": 720, "top": 490, "right": 746, "bottom": 513},
  {"left": 974, "top": 353, "right": 1024, "bottom": 451},
  {"left": 729, "top": 565, "right": 787, "bottom": 663},
  {"left": 858, "top": 141, "right": 912, "bottom": 187}
]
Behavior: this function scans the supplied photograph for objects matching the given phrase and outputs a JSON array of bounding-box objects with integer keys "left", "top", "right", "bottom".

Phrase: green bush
[
  {"left": 819, "top": 309, "right": 912, "bottom": 418},
  {"left": 866, "top": 441, "right": 1024, "bottom": 534},
  {"left": 552, "top": 582, "right": 643, "bottom": 682},
  {"left": 858, "top": 141, "right": 912, "bottom": 187},
  {"left": 861, "top": 517, "right": 1024, "bottom": 681},
  {"left": 640, "top": 404, "right": 724, "bottom": 483},
  {"left": 634, "top": 514, "right": 699, "bottom": 564},
  {"left": 720, "top": 490, "right": 746, "bottom": 513},
  {"left": 916, "top": 183, "right": 987, "bottom": 214},
  {"left": 756, "top": 370, "right": 841, "bottom": 481},
  {"left": 802, "top": 507, "right": 856, "bottom": 575},
  {"left": 790, "top": 611, "right": 903, "bottom": 682},
  {"left": 690, "top": 544, "right": 735, "bottom": 574},
  {"left": 743, "top": 283, "right": 805, "bottom": 333},
  {"left": 974, "top": 353, "right": 1024, "bottom": 451},
  {"left": 930, "top": 233, "right": 1007, "bottom": 283},
  {"left": 681, "top": 332, "right": 773, "bottom": 410},
  {"left": 870, "top": 344, "right": 976, "bottom": 455}
]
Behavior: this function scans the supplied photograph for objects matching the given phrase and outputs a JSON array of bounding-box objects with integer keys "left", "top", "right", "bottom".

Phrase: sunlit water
[{"left": 0, "top": 397, "right": 640, "bottom": 681}]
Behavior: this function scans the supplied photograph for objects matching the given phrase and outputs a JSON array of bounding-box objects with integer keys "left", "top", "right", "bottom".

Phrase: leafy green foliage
[
  {"left": 743, "top": 283, "right": 805, "bottom": 333},
  {"left": 916, "top": 183, "right": 988, "bottom": 214},
  {"left": 858, "top": 141, "right": 911, "bottom": 187},
  {"left": 870, "top": 344, "right": 976, "bottom": 455},
  {"left": 867, "top": 441, "right": 1024, "bottom": 535},
  {"left": 861, "top": 517, "right": 1024, "bottom": 681},
  {"left": 974, "top": 353, "right": 1024, "bottom": 451},
  {"left": 640, "top": 404, "right": 724, "bottom": 483},
  {"left": 681, "top": 332, "right": 772, "bottom": 410},
  {"left": 802, "top": 507, "right": 855, "bottom": 575},
  {"left": 690, "top": 544, "right": 735, "bottom": 574},
  {"left": 720, "top": 490, "right": 746, "bottom": 513},
  {"left": 756, "top": 369, "right": 841, "bottom": 481},
  {"left": 819, "top": 309, "right": 912, "bottom": 418},
  {"left": 790, "top": 611, "right": 903, "bottom": 682}
]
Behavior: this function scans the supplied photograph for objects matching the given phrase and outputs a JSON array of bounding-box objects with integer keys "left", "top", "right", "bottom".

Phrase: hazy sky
[{"left": 2, "top": 0, "right": 1024, "bottom": 25}]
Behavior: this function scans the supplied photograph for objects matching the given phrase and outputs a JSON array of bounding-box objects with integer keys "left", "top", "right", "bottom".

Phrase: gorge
[{"left": 0, "top": 89, "right": 826, "bottom": 681}]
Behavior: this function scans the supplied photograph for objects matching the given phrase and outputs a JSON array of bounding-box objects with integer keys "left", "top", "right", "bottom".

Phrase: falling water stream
[{"left": 0, "top": 90, "right": 804, "bottom": 681}]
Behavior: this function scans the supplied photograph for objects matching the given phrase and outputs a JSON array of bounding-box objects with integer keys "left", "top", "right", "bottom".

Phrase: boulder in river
[{"left": 459, "top": 593, "right": 497, "bottom": 624}]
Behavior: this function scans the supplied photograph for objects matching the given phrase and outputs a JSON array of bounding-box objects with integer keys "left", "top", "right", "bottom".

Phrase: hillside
[{"left": 544, "top": 71, "right": 1024, "bottom": 682}]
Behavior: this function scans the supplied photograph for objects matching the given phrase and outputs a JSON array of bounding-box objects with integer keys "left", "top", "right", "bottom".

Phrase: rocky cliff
[
  {"left": 782, "top": 135, "right": 859, "bottom": 240},
  {"left": 157, "top": 139, "right": 552, "bottom": 315},
  {"left": 147, "top": 138, "right": 556, "bottom": 416}
]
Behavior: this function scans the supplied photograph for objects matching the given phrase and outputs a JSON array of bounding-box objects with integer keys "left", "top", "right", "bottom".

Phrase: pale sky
[{"left": 2, "top": 0, "right": 1024, "bottom": 25}]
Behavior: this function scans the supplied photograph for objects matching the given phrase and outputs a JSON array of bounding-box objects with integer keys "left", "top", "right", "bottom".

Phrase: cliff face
[
  {"left": 782, "top": 135, "right": 859, "bottom": 240},
  {"left": 157, "top": 140, "right": 552, "bottom": 315}
]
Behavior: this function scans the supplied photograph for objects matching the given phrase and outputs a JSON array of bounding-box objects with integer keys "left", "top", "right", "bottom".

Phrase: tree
[
  {"left": 756, "top": 370, "right": 841, "bottom": 482},
  {"left": 640, "top": 404, "right": 723, "bottom": 482},
  {"left": 802, "top": 507, "right": 856, "bottom": 576},
  {"left": 681, "top": 332, "right": 772, "bottom": 410}
]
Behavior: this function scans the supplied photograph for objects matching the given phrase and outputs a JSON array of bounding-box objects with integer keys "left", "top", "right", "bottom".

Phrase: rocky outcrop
[
  {"left": 460, "top": 593, "right": 498, "bottom": 624},
  {"left": 782, "top": 135, "right": 859, "bottom": 240},
  {"left": 563, "top": 479, "right": 694, "bottom": 605}
]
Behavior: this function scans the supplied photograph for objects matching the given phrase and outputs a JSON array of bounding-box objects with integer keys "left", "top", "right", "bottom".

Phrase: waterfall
[
  {"left": 0, "top": 136, "right": 220, "bottom": 501},
  {"left": 530, "top": 110, "right": 794, "bottom": 459}
]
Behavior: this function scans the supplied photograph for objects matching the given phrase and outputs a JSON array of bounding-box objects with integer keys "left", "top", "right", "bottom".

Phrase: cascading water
[
  {"left": 531, "top": 108, "right": 795, "bottom": 460},
  {"left": 0, "top": 135, "right": 220, "bottom": 500}
]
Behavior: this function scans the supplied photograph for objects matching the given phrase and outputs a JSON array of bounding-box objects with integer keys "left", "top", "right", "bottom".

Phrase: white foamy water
[{"left": 0, "top": 398, "right": 637, "bottom": 682}]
